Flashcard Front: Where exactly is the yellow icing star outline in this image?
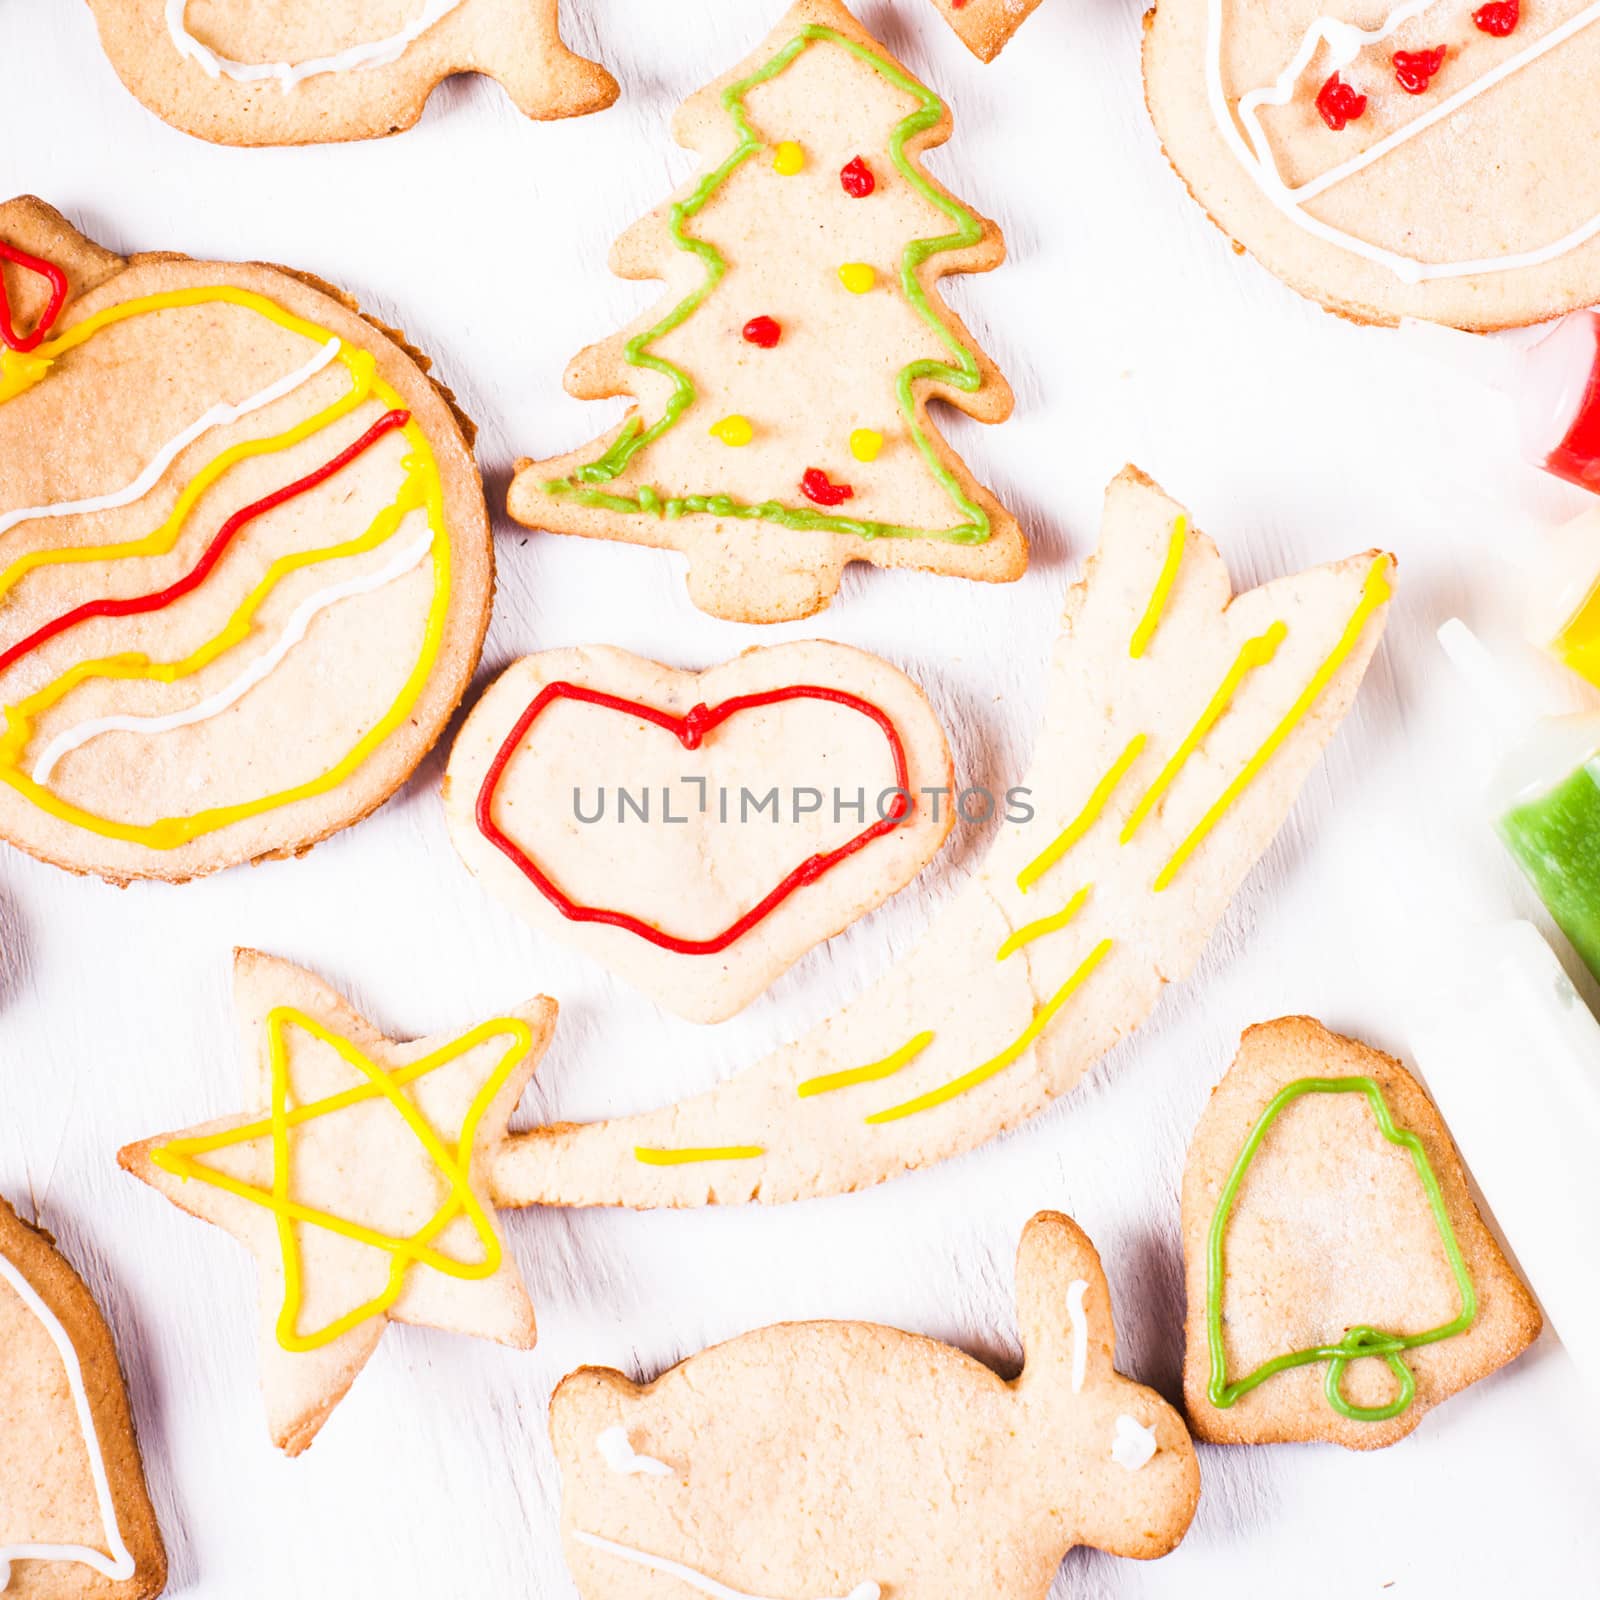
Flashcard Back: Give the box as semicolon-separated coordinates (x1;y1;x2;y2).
151;1006;533;1353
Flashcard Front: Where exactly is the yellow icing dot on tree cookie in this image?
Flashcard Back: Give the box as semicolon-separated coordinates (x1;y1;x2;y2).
838;263;876;294
773;140;806;175
710;414;755;447
849;428;884;462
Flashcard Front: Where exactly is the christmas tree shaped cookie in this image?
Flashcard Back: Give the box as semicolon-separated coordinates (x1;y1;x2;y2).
83;0;618;146
120;950;555;1455
0;1198;166;1597
927;0;1047;62
510;0;1023;623
1183;1018;1541;1449
0;197;493;885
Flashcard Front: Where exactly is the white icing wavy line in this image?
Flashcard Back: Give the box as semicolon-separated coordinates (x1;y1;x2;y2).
1206;0;1600;282
574;1532;879;1600
596;1425;673;1477
1065;1278;1089;1394
0;337;342;543
0;1252;137;1587
166;0;465;91
30;513;433;786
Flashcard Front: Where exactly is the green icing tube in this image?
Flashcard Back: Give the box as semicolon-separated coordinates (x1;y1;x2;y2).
1497;753;1600;982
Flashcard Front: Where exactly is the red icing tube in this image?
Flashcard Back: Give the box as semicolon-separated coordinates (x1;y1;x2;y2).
0;409;410;678
474;681;915;956
1546;316;1600;491
0;241;69;354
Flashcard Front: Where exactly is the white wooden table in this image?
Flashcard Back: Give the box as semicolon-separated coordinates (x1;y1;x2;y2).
3;1;1598;1595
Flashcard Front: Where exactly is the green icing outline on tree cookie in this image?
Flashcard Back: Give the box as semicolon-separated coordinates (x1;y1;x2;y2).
1206;1075;1477;1423
543;24;994;545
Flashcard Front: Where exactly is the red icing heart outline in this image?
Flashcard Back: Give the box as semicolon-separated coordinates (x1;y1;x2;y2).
474;681;915;956
0;241;68;354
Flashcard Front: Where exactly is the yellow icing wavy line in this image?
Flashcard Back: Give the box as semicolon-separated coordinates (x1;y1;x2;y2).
0;287;453;850
1154;557;1392;891
1016;734;1146;893
1120;622;1286;846
796;1031;935;1099
995;884;1090;961
865;938;1114;1125
1128;516;1186;659
152;1006;532;1354
633;1146;766;1166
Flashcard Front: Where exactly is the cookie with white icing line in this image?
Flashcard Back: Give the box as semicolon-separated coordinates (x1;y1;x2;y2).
552;1211;1199;1600
926;0;1048;61
1143;0;1600;327
1182;1017;1542;1449
118;950;553;1455
443;641;955;1024
0;197;493;885
509;0;1023;624
83;0;618;146
486;467;1393;1207
0;1197;166;1598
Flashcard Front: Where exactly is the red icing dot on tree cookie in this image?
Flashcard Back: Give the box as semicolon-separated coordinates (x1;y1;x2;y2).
743;315;782;348
0;241;69;354
801;468;853;507
1315;73;1367;131
1473;0;1519;35
1393;47;1447;94
840;157;876;198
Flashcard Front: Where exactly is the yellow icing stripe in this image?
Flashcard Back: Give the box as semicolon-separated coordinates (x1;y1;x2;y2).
797;1031;935;1099
633;1146;765;1166
151;1007;532;1354
1120;622;1287;846
866;939;1114;1125
1129;516;1186;658
1016;735;1146;893
1154;558;1393;892
995;885;1090;961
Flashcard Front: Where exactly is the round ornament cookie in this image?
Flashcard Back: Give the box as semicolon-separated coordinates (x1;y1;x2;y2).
83;0;618;146
0;197;493;884
1143;0;1600;326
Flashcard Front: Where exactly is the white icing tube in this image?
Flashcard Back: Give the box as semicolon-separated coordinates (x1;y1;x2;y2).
166;0;465;91
0;338;341;543
30;516;434;786
596;1425;672;1478
1065;1278;1089;1394
0;1252;137;1586
1110;1414;1158;1472
573;1531;878;1600
1206;0;1600;283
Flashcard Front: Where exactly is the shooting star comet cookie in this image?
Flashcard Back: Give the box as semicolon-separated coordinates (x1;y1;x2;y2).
83;0;618;146
0;197;493;885
119;950;554;1455
485;467;1394;1208
552;1212;1199;1600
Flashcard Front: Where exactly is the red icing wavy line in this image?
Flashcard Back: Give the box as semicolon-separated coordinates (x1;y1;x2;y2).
474;680;916;957
0;241;69;354
0;408;409;679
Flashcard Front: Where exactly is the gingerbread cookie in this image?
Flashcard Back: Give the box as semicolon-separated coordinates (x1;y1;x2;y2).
0;1198;166;1598
1183;1017;1541;1449
444;641;954;1024
927;0;1048;61
552;1212;1198;1600
488;467;1393;1207
83;1;618;146
1144;0;1600;327
509;0;1022;623
119;950;553;1455
0;197;492;885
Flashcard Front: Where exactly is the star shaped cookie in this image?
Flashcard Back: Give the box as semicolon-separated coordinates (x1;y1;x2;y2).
119;949;554;1455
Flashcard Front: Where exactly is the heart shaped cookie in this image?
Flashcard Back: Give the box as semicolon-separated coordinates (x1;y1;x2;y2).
444;641;954;1023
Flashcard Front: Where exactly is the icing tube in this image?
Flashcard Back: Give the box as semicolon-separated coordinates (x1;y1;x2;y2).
0;1253;137;1584
30;517;433;786
166;0;465;91
0;337;342;541
573;1532;878;1600
1408;921;1600;1406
